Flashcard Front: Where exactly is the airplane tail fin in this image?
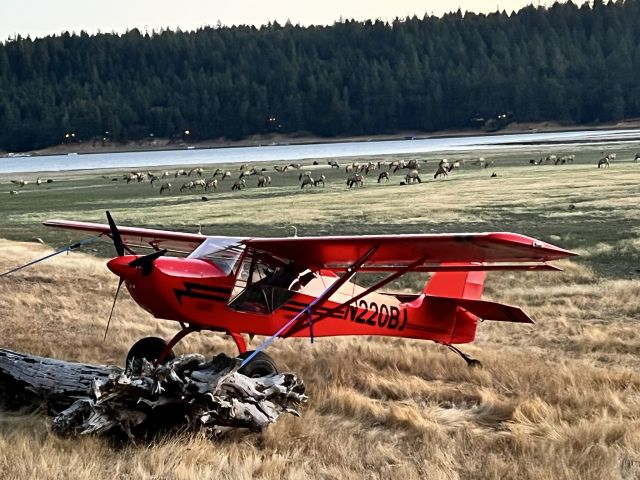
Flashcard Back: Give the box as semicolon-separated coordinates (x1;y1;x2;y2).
414;271;533;345
423;271;486;300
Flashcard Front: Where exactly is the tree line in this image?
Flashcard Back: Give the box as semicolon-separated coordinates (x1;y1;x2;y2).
0;0;639;152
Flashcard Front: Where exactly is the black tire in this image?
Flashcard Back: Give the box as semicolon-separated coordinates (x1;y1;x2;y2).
237;350;278;378
125;336;175;373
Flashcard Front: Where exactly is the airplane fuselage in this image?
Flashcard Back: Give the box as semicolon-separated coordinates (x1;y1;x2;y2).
107;255;478;346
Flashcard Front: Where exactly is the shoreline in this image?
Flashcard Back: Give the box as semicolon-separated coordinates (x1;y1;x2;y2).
5;119;640;158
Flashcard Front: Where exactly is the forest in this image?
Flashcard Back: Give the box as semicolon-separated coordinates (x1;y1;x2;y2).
0;0;639;151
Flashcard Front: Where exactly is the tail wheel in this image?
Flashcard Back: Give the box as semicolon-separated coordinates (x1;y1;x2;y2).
237;350;278;378
125;336;175;374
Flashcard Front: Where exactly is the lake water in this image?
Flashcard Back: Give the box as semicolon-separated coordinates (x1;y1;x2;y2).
1;128;639;174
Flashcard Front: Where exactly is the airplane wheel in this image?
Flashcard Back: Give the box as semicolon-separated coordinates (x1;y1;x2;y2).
237;350;278;378
125;336;175;374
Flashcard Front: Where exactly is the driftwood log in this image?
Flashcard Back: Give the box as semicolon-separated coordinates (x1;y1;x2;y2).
0;348;307;439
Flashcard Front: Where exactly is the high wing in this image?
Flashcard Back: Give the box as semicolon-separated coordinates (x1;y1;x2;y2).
243;232;576;272
43;219;219;255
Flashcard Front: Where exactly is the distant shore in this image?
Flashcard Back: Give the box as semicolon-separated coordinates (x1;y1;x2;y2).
5;119;640;158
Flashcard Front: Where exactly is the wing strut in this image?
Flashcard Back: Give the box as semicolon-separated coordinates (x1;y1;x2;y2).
284;256;428;337
239;245;379;368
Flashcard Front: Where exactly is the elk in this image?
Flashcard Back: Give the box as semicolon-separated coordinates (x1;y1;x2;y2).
289;163;302;170
314;175;326;187
180;181;195;192
300;175;314;189
221;171;231;180
634;153;640;162
406;159;419;170
203;179;216;191
159;182;172;194
188;167;204;177
274;165;289;173
175;169;188;178
405;170;421;184
434;165;448;179
257;175;271;187
232;178;246;191
346;174;364;188
558;154;575;164
377;171;390;183
328;160;340;169
192;179;207;190
597;157;610;168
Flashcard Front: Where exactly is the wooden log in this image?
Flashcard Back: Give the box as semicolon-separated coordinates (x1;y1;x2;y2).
0;348;307;438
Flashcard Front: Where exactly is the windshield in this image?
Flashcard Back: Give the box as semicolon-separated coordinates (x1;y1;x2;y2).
188;237;246;275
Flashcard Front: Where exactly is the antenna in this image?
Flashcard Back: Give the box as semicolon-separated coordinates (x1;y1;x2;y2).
197;223;202;235
289;225;298;237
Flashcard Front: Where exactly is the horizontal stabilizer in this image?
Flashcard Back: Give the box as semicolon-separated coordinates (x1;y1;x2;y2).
426;295;535;324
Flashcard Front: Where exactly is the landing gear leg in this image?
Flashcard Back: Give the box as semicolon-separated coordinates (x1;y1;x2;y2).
156;326;199;364
445;344;482;368
228;332;247;355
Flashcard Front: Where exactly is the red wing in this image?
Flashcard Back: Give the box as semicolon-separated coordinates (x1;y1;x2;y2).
244;233;576;272
43;219;209;254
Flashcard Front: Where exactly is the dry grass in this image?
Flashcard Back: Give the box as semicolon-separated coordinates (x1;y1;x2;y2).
1;155;640;478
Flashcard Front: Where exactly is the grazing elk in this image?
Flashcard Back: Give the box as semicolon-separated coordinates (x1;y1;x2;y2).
192;179;207;190
159;182;172;194
314;175;326;187
175;169;188;178
289;163;302;170
300;174;314;189
274;165;289;173
434;165;448;179
257;175;271;187
597;157;610;168
405;170;421;184
205;179;218;191
346;174;364;188
634;153;640;162
231;178;246;191
188;167;204;177
377;171;390;183
406;159;419;170
392;160;407;173
221;171;231;180
180;181;195;192
328;160;340;169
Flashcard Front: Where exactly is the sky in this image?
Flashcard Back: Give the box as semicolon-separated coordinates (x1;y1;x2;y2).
0;0;590;41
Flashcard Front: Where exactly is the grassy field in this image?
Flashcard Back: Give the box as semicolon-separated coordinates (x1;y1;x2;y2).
0;143;639;478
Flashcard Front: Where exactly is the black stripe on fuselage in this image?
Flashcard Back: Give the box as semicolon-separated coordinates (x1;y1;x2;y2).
174;282;231;304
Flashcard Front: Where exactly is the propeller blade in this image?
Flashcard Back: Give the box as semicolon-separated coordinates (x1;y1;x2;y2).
104;277;124;340
106;210;125;257
128;249;168;275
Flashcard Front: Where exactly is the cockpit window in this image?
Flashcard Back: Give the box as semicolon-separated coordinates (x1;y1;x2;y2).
228;253;316;314
188;237;246;274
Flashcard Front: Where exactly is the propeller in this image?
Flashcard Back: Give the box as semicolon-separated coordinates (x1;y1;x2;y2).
106;210;125;256
104;210;126;340
104;278;123;340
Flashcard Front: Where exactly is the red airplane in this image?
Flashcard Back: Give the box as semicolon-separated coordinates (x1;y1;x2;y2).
44;212;575;376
